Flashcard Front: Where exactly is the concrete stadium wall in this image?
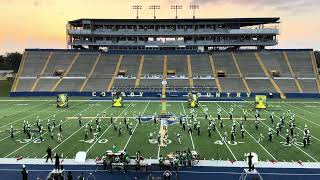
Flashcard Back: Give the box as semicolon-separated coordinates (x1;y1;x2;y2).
0;163;320;180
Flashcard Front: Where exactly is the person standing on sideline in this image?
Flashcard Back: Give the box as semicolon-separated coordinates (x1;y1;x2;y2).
21;164;28;180
54;153;60;171
46;147;53;163
67;171;73;180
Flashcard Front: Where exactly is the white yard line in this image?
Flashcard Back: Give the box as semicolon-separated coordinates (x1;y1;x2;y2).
85;124;112;153
157;146;161;159
0;101;27;113
123;101;150;150
5;102;95;158
284;103;320;127
40;104;114;158
240;101;318;162
87;102;134;154
248;101;320;143
199;103;240;161
193;102;238;160
0;100;53;102
215;103;279;161
0;101;87;142
0;101;50;129
181;102;196;150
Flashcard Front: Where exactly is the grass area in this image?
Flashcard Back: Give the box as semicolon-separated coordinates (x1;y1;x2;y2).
0;80;11;96
0;98;319;162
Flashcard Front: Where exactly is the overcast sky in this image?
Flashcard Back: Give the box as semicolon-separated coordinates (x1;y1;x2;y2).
0;0;319;54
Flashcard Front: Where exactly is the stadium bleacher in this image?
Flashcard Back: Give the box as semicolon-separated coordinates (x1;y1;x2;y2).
12;50;320;96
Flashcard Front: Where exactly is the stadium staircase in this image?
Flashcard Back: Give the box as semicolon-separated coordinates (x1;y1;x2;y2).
11;51;27;92
209;55;221;92
231;52;251;93
255;52;286;99
31;52;53;92
11;49;320;97
83;54;119;92
80;53;101;92
50;52;80;92
107;55;123;92
310;51;320;93
134;55;144;88
283;52;303;93
162;55;167;95
187;55;194;88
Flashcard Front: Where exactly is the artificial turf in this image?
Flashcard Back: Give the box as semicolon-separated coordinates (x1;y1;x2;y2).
0;98;319;162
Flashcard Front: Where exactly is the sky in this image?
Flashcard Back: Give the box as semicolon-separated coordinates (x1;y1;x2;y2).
0;0;319;55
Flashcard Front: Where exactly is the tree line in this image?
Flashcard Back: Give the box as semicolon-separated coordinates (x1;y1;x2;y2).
0;52;22;72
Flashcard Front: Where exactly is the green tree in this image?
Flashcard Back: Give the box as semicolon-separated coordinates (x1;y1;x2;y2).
6;52;22;72
315;51;320;67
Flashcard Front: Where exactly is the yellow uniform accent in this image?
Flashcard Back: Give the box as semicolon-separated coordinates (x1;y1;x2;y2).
231;52;251;93
310;51;320;93
12;51;28;92
51;52;80;92
255;52;286;99
107;55;123;92
209;55;222;92
80;53;101;92
135;55;144;88
283;52;303;93
31;52;53;92
187;55;194;87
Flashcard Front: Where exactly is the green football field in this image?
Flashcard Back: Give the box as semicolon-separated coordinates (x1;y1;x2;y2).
0;98;319;162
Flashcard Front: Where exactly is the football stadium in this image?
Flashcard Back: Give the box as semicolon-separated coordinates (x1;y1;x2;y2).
1;2;320;180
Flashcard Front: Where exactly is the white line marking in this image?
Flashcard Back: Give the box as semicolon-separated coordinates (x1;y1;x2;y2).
284;103;320;127
41;104;114;158
5;102;94;158
214;102;277;161
0;101;87;142
181;102;196;150
123;101;150;150
157;146;161;159
0;102;50;129
85;124;112;153
196;102;238;161
241;101;318;162
87;102;134;154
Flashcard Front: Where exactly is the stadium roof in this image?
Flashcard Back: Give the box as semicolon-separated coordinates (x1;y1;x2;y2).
69;17;280;27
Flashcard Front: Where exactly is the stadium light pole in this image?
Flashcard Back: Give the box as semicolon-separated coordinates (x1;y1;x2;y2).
149;5;160;19
189;4;199;19
132;5;142;19
171;5;182;19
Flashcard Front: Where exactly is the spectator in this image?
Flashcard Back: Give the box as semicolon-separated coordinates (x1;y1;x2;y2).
46;147;53;163
78;172;85;180
87;172;95;180
163;170;172;180
54;153;60;171
67;171;73;180
21;164;28;180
